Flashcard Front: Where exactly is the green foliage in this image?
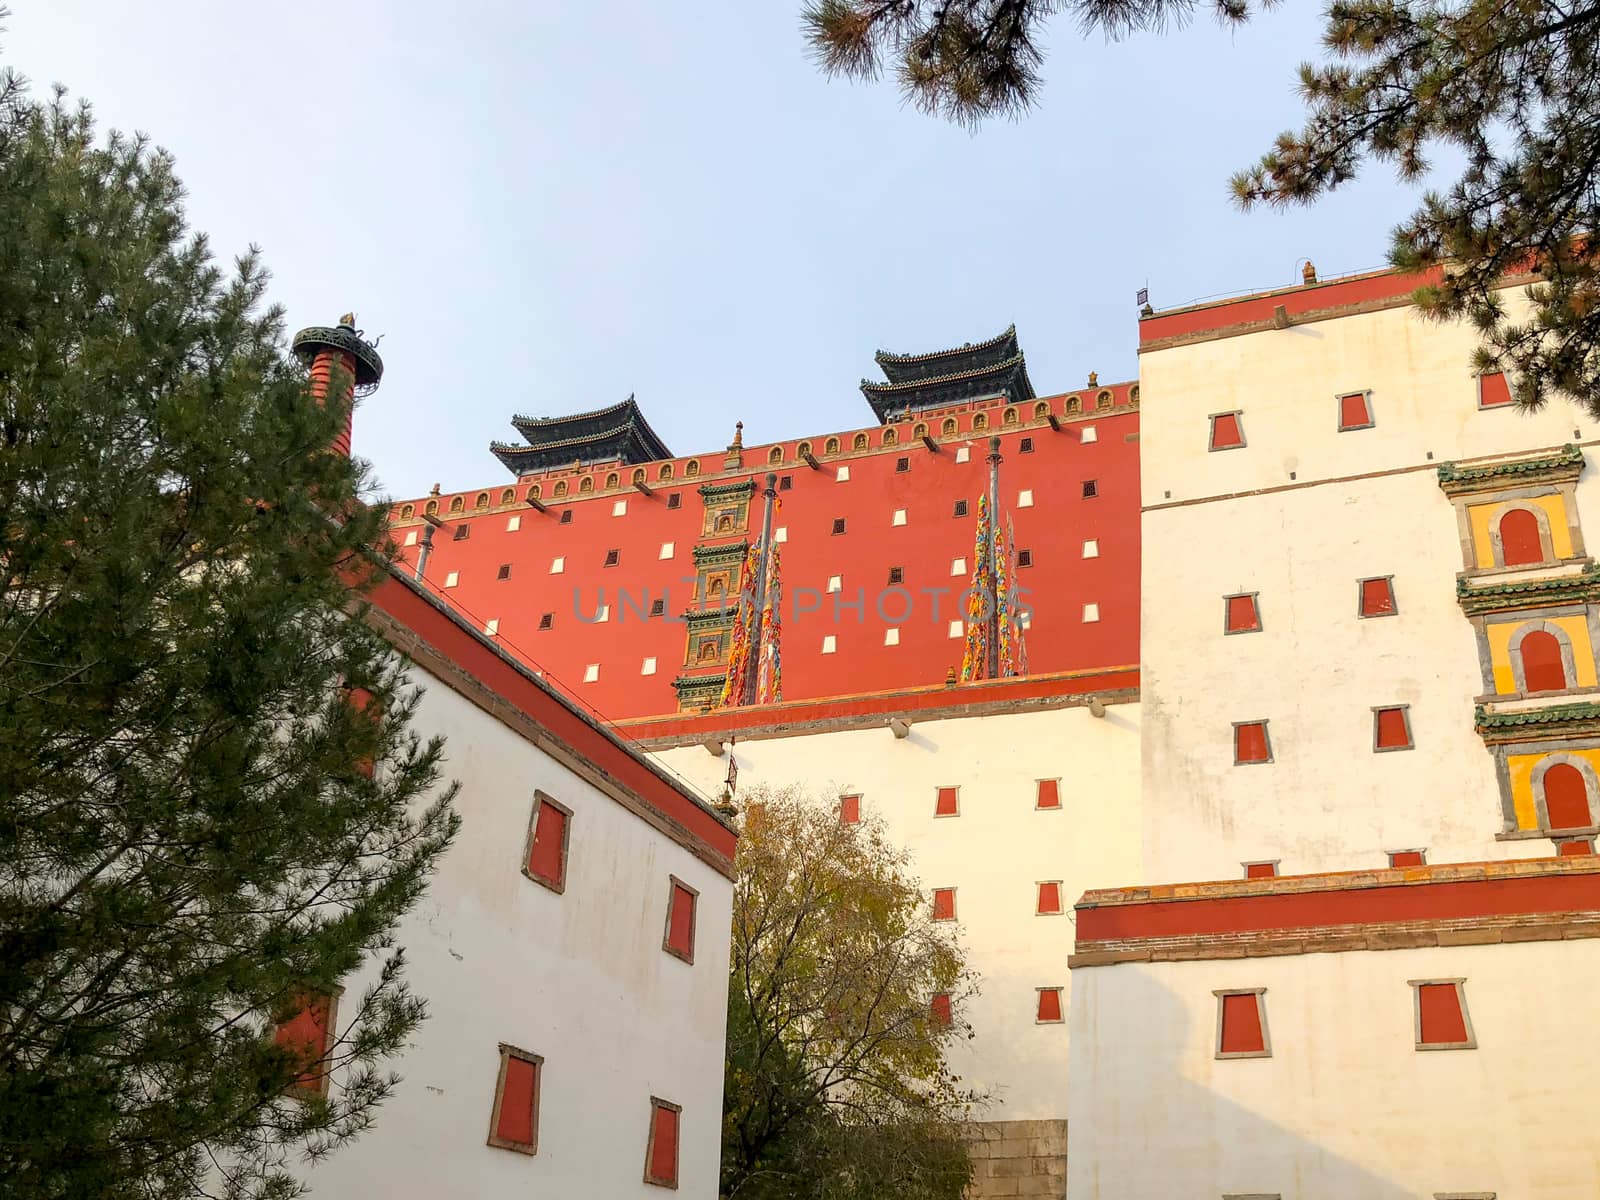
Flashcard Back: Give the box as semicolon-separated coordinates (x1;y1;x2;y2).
0;68;459;1199
722;788;978;1200
807;0;1600;415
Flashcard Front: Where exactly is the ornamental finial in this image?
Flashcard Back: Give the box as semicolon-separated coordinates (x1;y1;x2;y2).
339;312;356;329
730;421;744;450
1087;371;1098;388
429;482;441;496
1302;260;1318;285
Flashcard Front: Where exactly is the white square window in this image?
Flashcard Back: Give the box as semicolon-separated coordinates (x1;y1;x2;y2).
641;657;657;676
404;530;418;546
892;509;907;526
1020;610;1032;630
827;575;842;593
884;627;900;646
836;465;851;482
507;515;522;531
775;527;788;543
659;541;675;560
1082;603;1100;622
582;663;600;683
948;619;964;639
612;499;628;516
484;618;499;635
1083;539;1100;558
1081;426;1098;444
951;557;967;576
444;571;459;588
594;605;609;624
550;556;565;574
1018;489;1035;508
955;447;971;464
822;635;838;654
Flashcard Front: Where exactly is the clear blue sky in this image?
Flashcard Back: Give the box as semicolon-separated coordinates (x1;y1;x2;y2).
11;2;1433;500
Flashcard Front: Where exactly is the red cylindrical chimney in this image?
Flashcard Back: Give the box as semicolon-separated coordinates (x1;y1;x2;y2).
292;313;384;456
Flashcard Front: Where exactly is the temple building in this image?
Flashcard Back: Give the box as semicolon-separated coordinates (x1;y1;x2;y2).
370;269;1600;1199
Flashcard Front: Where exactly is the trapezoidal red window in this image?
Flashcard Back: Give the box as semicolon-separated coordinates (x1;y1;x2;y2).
1209;411;1245;451
1036;779;1061;810
1215;989;1270;1058
1036;881;1063;915
1478;371;1514;409
1373;706;1414;752
839;793;861;824
931;887;956;921
1388;849;1426;867
274;989;340;1096
1358;576;1397;618
930;992;953;1026
523;793;571;893
487;1044;542;1154
1234;720;1272;764
643;1097;681;1187
1224;593;1261;634
1337;390;1375;431
934;786;959;817
1036;987;1064;1023
1412;980;1475;1049
663;877;698;963
1243;861;1278;880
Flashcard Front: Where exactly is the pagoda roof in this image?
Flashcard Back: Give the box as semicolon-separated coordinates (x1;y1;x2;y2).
860;331;1035;423
873;325;1022;383
491;395;672;475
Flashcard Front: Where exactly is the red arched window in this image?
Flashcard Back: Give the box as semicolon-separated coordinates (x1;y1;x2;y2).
1543;763;1592;829
1520;630;1567;693
1499;508;1545;566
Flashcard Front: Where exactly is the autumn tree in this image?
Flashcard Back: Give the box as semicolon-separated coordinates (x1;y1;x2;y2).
0;68;458;1199
805;0;1600;414
722;787;979;1200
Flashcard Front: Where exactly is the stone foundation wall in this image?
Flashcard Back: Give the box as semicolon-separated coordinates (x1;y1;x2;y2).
964;1118;1067;1198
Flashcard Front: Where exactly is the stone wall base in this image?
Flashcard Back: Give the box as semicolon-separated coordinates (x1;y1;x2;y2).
962;1118;1067;1199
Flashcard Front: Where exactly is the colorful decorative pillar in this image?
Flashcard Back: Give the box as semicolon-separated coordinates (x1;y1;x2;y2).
291;313;384;457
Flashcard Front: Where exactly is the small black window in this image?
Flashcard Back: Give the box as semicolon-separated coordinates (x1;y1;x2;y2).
953;500;969;518
1082;480;1098;498
538;613;554;630
831;518;847;535
1020;437;1034;453
604;549;620;567
453;524;470;541
1018;550;1033;567
497;563;512;580
559;509;573;524
895;457;910;473
650;598;665;617
666;493;682;510
888;566;904;585
780;476;793;491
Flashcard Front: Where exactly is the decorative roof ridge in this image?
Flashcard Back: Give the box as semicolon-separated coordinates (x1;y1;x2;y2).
698;478;757;499
1475;699;1600;729
510;395;639;430
692;540;750;564
491;421;644;455
1438;443;1583;488
859;353;1029;395
1457;563;1600;606
873;325;1018;367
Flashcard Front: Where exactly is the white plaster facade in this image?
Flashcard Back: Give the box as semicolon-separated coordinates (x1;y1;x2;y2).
654;700;1143;1122
305;656;734;1199
1068;938;1600;1199
1139;294;1600;878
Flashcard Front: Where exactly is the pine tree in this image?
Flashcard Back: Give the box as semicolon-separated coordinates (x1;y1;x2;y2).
806;0;1600;414
0;69;459;1200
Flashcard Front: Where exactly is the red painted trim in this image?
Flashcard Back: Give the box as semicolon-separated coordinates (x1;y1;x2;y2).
616;668;1139;741
1139;267;1447;348
366;568;737;865
1076;861;1600;944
